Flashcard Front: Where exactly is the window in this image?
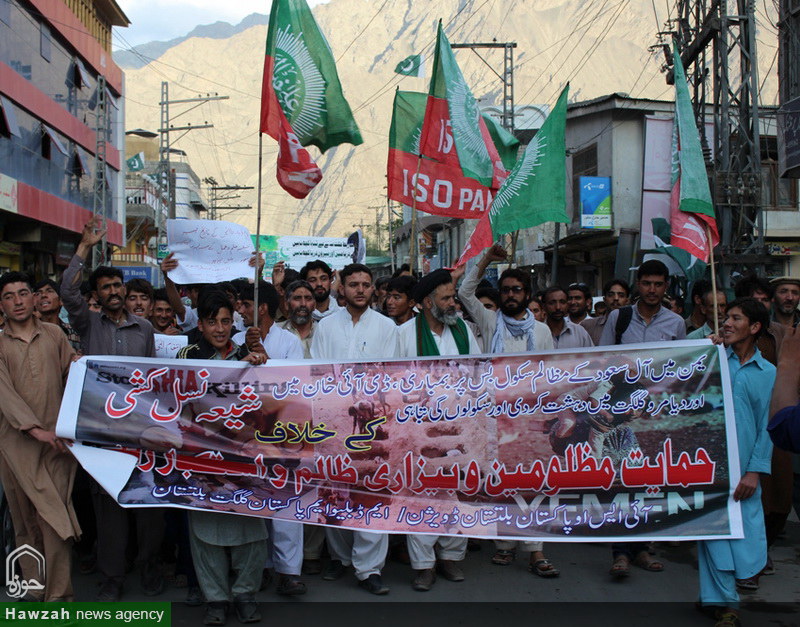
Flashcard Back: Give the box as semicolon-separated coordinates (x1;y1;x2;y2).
40;23;52;62
761;136;798;211
0;96;21;139
41;124;67;160
571;144;598;214
0;0;10;26
73;58;93;90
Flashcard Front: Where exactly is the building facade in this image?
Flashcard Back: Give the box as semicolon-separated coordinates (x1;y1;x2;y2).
0;0;128;277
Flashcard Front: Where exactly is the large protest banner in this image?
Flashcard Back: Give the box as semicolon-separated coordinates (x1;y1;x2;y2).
57;341;741;541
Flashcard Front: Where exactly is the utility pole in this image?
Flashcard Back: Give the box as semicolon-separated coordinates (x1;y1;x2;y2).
156;82;229;267
91;76;109;270
658;0;767;285
203;178;253;220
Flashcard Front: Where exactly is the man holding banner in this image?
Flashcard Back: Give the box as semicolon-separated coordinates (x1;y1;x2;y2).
456;245;559;577
311;263;399;595
398;269;480;591
698;298;775;626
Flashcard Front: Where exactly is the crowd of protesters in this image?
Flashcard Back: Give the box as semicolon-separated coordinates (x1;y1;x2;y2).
1;219;800;627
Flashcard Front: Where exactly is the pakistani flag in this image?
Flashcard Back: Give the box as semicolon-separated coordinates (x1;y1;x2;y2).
395;54;425;77
455;85;570;267
126;152;145;172
419;22;505;190
260;0;363;199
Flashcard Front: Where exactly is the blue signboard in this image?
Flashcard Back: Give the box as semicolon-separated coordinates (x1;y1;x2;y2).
579;176;612;229
115;266;156;284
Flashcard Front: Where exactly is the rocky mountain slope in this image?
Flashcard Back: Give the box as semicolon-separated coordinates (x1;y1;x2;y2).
121;0;779;238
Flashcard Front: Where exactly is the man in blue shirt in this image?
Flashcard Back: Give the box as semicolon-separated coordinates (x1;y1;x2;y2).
698;298;775;627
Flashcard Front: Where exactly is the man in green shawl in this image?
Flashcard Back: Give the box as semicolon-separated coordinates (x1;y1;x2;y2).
397;269;480;591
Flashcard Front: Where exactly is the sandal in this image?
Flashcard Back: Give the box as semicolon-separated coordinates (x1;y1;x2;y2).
633;552;664;572
735;575;759;591
529;558;560;578
609;555;630;578
714;611;742;627
491;549;515;566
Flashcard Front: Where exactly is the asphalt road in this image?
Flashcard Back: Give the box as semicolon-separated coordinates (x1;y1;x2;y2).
50;513;800;627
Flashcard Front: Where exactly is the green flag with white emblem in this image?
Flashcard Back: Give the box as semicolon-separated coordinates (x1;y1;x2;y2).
394;54;425;77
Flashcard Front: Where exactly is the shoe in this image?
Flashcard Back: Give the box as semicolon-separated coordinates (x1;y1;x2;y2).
276;574;307;596
185;585;204;606
96;577;123;602
436;560;465;582
762;555;775;576
204;602;228;626
302;558;322;575
412;568;436;592
359;573;390;595
491;549;515;566
735;575;760;591
714;611;742;627
609;555;630;579
233;595;260;624
529;558;560;578
141;560;165;596
322;559;346;581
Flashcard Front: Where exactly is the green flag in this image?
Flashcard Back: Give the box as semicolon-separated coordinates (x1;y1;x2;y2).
488;84;569;236
126;152;144;172
455;85;569;266
394;54;425;77
481;114;520;171
419;22;505;189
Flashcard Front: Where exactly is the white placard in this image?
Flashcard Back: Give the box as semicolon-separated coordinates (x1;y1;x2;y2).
154;334;188;358
166;219;254;284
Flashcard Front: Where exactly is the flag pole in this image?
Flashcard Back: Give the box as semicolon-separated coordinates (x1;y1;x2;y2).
254;132;264;330
509;230;519;267
706;223;719;335
409;156;423;275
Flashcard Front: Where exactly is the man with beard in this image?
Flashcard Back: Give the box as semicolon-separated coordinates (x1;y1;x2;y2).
0;272;79;600
33;279;81;350
300;260;340;321
770;277;800;328
61;219;162;601
566;282;593;324
581;279;630;346
279;280;317;359
542;286;594;349
125;278;155;320
311;263;399;595
236;281;303;361
397;269;479;591
457;244;559;577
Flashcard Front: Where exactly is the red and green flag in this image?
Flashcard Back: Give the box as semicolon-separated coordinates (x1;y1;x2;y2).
260;0;363;198
455;84;570;267
667;41;718;262
418;22;506;190
387;90;518;218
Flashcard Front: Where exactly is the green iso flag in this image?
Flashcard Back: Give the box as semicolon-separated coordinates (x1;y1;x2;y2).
487;84;569;236
394;54;425;77
126;152;145;172
455;85;569;266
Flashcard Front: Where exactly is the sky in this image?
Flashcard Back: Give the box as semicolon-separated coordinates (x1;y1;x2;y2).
114;0;328;48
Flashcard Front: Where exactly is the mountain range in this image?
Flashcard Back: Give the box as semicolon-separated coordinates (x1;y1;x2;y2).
118;0;779;240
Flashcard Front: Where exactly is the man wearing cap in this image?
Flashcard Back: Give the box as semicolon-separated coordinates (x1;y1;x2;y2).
397;269;481;591
771;277;800;328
